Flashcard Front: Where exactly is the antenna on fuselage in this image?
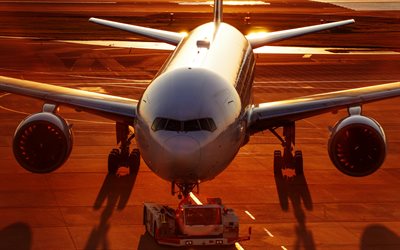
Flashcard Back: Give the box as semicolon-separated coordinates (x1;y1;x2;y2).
213;0;223;24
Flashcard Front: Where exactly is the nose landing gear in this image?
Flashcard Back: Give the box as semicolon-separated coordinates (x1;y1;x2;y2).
171;182;199;199
271;122;303;177
108;123;140;176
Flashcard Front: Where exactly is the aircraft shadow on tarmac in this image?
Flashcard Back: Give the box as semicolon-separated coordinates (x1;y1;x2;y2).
360;224;400;250
0;222;32;250
84;169;138;250
274;170;315;250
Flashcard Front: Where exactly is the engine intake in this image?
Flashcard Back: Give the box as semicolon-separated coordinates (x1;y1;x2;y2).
13;112;73;173
328;114;386;177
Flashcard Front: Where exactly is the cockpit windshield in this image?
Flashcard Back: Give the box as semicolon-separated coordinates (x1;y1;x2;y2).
152;117;216;132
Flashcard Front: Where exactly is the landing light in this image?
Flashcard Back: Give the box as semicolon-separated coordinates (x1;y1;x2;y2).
246;31;269;39
180;31;189;37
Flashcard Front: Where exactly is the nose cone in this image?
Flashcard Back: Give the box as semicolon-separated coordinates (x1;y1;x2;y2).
163;135;201;180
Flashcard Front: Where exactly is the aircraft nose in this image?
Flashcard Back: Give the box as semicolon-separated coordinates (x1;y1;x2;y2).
163;135;201;176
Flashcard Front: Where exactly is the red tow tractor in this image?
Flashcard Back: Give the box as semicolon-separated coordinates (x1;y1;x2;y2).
143;196;251;246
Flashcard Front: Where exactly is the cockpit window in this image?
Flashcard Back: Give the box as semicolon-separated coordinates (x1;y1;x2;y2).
184;120;200;131
165;119;181;131
151;117;216;132
151;118;168;131
199;118;217;132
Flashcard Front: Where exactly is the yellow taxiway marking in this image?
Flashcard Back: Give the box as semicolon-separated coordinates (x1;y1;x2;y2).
264;228;274;237
235;242;245;250
189;192;203;205
244;210;256;220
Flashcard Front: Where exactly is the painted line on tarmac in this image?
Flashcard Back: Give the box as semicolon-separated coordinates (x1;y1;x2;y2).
245;210;256;220
264;228;274;237
189;192;203;205
235;242;245;250
0;105;29;115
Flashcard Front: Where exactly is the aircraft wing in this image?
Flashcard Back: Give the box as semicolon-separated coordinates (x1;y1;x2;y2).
56;40;176;50
248;81;400;134
89;18;185;46
0;76;137;123
247;19;355;48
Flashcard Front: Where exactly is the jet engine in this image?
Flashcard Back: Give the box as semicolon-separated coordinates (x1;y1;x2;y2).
328;111;386;177
13;112;73;173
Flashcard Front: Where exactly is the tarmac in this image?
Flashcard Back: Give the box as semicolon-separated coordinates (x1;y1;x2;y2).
0;1;399;249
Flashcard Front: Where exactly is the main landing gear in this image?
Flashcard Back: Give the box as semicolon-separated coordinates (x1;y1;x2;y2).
270;122;303;177
108;123;140;176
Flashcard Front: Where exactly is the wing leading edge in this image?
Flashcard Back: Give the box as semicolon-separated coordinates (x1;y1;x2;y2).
89;17;185;46
0;76;138;123
88;18;354;52
248;81;400;134
247;19;355;49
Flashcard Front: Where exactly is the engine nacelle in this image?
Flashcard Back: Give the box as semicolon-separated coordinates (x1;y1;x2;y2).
13;112;73;173
328;114;386;177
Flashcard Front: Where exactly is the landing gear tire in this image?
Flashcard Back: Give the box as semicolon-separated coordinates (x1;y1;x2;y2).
294;150;303;176
271;123;305;177
128;148;140;175
274;150;283;177
108;148;120;175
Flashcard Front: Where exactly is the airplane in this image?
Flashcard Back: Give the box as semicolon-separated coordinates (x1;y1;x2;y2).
1;0;399;198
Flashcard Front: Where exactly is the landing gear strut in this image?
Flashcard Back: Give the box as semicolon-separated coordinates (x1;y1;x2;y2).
271;122;303;176
108;123;140;175
171;182;199;199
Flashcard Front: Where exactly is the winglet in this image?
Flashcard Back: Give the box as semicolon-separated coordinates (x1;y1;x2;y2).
89;17;184;46
214;0;223;24
247;19;355;49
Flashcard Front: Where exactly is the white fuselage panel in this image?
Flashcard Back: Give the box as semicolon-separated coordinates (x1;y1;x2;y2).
135;22;255;184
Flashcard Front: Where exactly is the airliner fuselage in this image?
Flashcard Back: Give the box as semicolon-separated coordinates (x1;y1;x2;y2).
135;22;255;184
4;0;381;199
